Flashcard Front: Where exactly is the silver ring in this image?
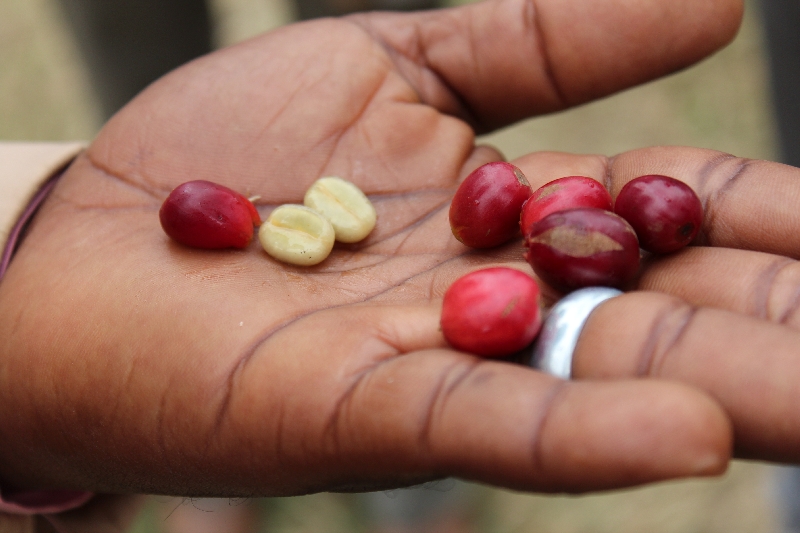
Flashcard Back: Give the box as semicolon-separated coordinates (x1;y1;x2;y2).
529;287;623;379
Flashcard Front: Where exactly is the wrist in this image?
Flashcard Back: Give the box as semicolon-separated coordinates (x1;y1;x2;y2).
0;142;94;515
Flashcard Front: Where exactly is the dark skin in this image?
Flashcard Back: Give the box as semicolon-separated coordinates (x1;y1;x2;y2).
1;0;774;500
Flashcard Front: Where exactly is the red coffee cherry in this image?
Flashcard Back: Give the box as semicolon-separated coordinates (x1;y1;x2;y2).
441;267;542;358
449;162;532;248
521;176;612;237
160;180;261;249
614;174;703;254
524;208;640;292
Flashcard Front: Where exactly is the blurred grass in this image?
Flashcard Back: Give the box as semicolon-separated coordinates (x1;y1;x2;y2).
0;0;787;531
482;461;780;533
478;0;778;161
129;462;781;532
0;0;100;140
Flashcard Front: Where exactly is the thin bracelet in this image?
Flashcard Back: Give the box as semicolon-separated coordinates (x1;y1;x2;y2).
0;168;64;280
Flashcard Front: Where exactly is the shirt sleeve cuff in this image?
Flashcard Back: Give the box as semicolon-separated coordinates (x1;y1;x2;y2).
0;141;86;248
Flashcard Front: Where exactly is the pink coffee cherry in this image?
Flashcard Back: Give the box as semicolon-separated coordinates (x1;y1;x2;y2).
524;208;640;292
449;162;533;248
440;267;542;358
520;176;612;237
160;180;262;249
614;174;703;254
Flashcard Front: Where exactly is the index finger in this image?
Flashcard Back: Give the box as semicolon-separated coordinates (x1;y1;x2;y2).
513;147;800;259
609;147;800;258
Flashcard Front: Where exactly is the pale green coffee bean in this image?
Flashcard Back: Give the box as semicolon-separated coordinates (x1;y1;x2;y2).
259;205;335;266
304;176;376;243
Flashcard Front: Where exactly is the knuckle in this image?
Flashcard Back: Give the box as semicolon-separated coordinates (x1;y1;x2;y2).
764;260;800;326
636;298;698;377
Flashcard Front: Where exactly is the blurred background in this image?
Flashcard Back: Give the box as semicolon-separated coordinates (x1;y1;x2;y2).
1;0;795;531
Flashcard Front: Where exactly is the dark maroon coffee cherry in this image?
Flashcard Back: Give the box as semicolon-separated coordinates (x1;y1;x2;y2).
441;267;542;357
614;175;703;254
524;208;640;292
520;176;613;237
160;180;261;249
449;162;532;248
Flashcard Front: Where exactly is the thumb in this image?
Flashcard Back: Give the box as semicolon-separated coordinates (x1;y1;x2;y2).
359;0;744;130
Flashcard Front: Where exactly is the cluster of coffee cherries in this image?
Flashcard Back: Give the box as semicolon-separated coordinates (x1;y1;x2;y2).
159;178;376;265
442;162;703;358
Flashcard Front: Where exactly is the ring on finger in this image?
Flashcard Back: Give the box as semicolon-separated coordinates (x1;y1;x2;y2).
529;287;623;379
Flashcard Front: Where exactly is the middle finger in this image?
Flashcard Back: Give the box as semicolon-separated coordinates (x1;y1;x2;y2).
640;246;800;328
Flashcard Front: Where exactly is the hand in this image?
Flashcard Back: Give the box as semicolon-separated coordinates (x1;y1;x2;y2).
0;0;744;496
561;146;800;463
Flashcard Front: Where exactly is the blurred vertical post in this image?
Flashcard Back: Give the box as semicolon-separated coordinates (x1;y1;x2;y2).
293;0;438;25
759;1;800;531
759;0;800;166
55;0;214;119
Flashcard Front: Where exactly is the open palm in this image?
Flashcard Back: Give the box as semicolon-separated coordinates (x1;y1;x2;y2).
0;0;761;498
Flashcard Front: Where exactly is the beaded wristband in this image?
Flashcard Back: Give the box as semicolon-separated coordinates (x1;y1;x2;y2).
0;165;94;515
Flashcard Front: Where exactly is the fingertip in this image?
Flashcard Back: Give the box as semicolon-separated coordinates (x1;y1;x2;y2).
511;151;609;189
457;144;506;182
707;0;745;50
536;380;732;491
650;381;732;477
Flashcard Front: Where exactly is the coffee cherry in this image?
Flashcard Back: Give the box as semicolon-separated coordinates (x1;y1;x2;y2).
441;267;542;357
449;162;532;248
160;180;261;249
524;208;640;292
614;175;703;254
520;176;612;237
